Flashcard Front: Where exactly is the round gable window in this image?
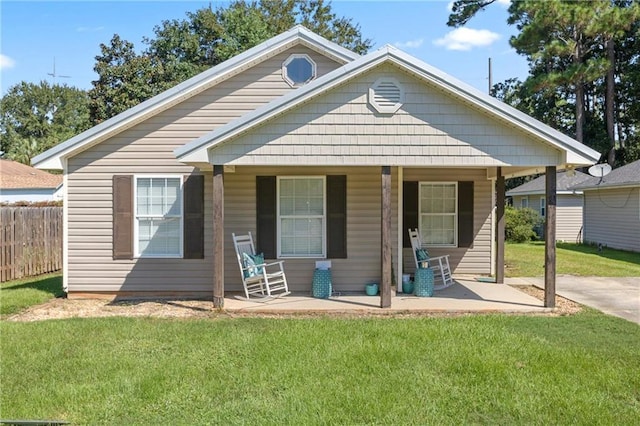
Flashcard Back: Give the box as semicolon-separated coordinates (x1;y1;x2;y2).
283;54;317;87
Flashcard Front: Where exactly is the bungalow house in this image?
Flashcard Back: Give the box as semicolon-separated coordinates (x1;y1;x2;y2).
573;160;640;252
32;27;600;306
506;170;591;243
0;159;63;204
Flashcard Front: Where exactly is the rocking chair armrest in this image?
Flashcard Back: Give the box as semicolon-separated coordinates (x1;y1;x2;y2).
428;254;450;261
262;260;285;269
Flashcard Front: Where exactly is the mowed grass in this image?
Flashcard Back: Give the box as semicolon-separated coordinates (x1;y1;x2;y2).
2;312;640;424
506;242;640;277
0;273;63;317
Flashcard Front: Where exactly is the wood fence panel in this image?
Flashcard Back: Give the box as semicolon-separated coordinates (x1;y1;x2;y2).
0;207;63;282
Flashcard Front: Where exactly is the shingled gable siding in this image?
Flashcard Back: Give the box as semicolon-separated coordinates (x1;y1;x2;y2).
208;64;561;166
65;46;343;293
224;166;398;293
255;174;347;260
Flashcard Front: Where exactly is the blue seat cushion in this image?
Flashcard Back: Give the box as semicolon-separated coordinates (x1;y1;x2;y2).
243;252;264;278
416;248;429;269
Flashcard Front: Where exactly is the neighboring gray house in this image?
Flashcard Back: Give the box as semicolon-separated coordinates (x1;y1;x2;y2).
507;170;591;242
32;27;600;301
0;159;63;204
574;160;640;252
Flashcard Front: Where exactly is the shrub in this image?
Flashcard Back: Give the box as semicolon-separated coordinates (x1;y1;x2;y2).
505;205;542;243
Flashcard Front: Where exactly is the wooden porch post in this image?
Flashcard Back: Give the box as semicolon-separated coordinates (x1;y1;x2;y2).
381;166;392;308
495;167;505;284
544;166;556;308
213;165;225;308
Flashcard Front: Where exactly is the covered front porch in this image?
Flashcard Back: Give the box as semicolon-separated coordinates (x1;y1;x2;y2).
222;276;551;314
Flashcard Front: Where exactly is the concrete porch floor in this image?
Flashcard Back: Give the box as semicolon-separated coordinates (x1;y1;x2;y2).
223;277;551;314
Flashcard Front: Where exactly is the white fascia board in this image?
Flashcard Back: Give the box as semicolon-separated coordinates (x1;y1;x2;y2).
33;26;359;171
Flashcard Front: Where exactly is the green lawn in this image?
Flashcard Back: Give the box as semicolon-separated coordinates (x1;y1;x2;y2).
506;242;640;277
0;273;63;317
1;312;639;424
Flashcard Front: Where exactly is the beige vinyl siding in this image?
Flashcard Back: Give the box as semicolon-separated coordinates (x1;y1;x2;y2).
65;47;342;293
402;169;492;276
224;166;399;293
583;187;640;252
556;194;583;243
209;64;562;166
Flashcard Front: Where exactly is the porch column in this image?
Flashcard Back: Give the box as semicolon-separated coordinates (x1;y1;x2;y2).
495;167;505;284
544;166;557;308
213;165;225;308
380;166;392;308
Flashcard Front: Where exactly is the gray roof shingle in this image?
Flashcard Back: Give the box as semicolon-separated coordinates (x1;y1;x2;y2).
506;170;591;195
573;160;640;190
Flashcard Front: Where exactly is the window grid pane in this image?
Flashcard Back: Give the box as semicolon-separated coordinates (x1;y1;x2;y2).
420;183;457;246
278;177;325;257
136;177;182;257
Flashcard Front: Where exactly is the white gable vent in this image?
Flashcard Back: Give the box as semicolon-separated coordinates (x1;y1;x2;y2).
369;77;404;114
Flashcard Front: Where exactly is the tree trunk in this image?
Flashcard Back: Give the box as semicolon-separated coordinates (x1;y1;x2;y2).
574;28;585;143
606;36;616;165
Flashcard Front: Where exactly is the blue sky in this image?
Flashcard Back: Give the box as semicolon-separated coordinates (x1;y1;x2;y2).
0;0;529;95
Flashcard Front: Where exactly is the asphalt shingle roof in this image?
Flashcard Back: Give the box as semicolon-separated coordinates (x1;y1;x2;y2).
0;159;62;189
506;170;591;195
573;159;640;190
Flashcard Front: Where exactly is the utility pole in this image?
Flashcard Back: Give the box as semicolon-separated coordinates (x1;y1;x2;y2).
488;57;493;95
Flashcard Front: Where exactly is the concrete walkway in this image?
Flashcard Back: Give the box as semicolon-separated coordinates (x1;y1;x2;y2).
224;277;550;314
507;276;640;324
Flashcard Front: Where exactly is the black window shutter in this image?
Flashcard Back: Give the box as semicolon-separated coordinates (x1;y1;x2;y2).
113;175;133;260
326;175;347;258
403;181;419;248
183;175;205;259
256;176;277;258
458;181;474;248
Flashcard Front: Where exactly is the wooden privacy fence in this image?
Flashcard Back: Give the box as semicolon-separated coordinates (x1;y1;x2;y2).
1;207;63;282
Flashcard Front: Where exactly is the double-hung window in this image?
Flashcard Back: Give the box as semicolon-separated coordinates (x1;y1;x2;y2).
419;182;457;247
134;176;183;257
520;198;528;209
278;177;325;258
540;197;546;217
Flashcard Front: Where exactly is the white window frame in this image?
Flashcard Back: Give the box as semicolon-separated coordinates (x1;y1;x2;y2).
133;175;183;258
521;198;529;209
418;181;458;248
277;176;326;258
282;54;317;87
540;197;546;217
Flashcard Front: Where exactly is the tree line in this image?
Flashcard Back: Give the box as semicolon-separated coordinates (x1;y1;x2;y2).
1;0;638;169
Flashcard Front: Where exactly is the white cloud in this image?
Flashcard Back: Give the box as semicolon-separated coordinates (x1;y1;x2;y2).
433;28;500;51
446;1;455;11
496;0;511;5
76;26;104;33
394;38;424;49
0;54;16;70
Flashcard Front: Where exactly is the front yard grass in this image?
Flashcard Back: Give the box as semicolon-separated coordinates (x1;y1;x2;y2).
2;311;639;424
506;242;640;277
0;273;63;317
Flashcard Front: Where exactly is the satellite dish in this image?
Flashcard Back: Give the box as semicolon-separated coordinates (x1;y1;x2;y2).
588;163;612;178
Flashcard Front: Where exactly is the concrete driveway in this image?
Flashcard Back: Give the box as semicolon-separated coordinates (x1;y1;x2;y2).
507;276;640;324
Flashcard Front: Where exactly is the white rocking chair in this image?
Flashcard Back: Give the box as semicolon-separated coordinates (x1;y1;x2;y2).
408;228;454;290
232;232;290;301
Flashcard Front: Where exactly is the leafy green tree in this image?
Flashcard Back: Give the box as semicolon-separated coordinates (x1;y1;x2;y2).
449;0;640;166
0;81;91;164
90;0;372;124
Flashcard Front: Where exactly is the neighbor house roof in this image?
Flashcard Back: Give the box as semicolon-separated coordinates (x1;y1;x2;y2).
0;159;62;189
506;170;591;196
175;44;601;167
573;159;640;190
32;26;360;170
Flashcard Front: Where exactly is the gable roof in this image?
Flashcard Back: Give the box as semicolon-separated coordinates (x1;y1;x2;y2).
573;159;640;190
506;170;591;196
175;44;601;167
32;26;359;170
0;159;62;190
